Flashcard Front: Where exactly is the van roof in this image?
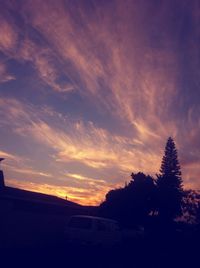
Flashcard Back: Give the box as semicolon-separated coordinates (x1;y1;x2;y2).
70;215;118;224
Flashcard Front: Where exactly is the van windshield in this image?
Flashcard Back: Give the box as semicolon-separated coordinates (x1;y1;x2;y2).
68;217;92;229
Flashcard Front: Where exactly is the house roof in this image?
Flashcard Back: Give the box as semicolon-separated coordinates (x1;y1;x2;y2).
0;186;82;208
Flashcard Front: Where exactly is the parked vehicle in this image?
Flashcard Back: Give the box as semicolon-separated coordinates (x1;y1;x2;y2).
64;215;121;247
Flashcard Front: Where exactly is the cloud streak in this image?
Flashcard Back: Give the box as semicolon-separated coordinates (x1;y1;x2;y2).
0;98;162;204
0;98;161;173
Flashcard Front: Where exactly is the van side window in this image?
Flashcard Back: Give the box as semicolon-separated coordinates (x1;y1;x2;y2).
96;220;107;231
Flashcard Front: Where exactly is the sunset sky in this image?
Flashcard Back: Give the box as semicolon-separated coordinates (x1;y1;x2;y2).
0;0;199;205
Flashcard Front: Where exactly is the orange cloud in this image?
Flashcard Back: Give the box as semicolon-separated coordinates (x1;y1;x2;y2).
19;116;161;174
0;150;18;161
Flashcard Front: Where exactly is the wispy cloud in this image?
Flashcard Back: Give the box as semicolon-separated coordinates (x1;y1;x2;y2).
0;63;15;83
0;98;162;203
66;173;106;184
20;1;179;131
18;39;75;92
0;148;52;180
0;15;17;52
0;150;18;161
0;98;161;173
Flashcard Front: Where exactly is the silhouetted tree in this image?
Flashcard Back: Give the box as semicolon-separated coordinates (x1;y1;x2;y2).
181;190;200;224
99;187;127;224
156;137;183;221
128;172;157;224
99;172;156;227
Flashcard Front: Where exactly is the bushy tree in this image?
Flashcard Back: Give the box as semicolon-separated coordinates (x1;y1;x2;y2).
128;172;157;221
182;190;200;224
99;172;156;227
156;137;183;221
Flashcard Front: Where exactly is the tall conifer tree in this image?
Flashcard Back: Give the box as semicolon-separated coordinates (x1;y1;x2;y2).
157;137;183;220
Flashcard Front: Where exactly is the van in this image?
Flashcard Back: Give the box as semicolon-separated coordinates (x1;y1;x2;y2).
64;215;121;247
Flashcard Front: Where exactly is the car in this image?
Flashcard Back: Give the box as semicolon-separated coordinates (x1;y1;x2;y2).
64;215;121;247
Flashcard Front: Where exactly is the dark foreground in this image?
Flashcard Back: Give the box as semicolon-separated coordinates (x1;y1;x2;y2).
1;203;199;267
1;230;199;268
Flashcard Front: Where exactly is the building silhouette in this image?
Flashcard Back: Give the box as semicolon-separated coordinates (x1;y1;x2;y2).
0;158;5;189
